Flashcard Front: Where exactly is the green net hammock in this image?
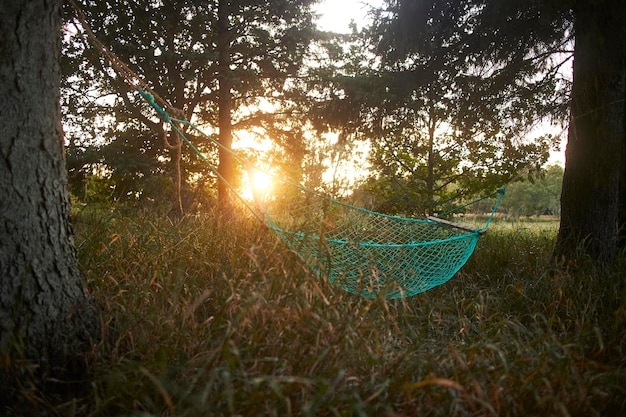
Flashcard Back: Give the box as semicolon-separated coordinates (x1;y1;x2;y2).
139;90;505;299
255;187;504;299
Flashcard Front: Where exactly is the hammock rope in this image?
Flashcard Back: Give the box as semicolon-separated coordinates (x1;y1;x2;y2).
139;90;506;299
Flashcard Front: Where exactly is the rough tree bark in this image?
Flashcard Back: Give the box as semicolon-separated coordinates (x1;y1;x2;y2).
617;83;626;250
554;0;626;264
0;0;99;403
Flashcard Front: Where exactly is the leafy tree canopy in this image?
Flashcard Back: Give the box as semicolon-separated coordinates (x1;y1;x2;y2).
62;0;317;211
302;0;570;215
499;164;564;217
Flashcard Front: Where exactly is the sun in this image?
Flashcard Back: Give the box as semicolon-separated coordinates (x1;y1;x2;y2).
241;169;273;201
251;170;272;194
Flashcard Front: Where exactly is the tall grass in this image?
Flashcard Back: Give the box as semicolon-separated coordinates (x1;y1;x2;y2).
40;205;626;415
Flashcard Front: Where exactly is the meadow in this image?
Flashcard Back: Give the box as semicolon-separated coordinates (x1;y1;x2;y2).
42;204;626;416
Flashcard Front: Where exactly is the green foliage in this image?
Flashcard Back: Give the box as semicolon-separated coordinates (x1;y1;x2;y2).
302;0;567;215
500;164;564;217
12;204;624;415
62;0;318;210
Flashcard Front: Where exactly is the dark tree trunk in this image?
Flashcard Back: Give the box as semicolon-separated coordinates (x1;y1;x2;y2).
554;0;626;264
619;81;626;249
217;0;234;215
426;114;435;207
0;0;99;403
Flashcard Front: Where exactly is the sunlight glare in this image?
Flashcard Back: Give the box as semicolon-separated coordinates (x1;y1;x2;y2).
251;170;272;194
241;169;273;201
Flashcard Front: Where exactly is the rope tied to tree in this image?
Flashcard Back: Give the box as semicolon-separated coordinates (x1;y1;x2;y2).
67;0;179;114
68;0;188;214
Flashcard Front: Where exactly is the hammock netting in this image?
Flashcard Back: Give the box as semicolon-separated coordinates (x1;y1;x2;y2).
254;187;503;299
138;89;505;299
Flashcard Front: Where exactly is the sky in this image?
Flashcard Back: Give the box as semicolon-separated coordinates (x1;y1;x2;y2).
313;0;383;33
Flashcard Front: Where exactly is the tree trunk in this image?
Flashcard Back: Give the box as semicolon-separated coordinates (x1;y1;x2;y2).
0;0;99;402
619;81;626;249
426;114;436;207
554;0;626;264
217;0;234;216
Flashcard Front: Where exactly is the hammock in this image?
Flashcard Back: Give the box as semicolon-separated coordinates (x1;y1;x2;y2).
258;188;504;299
68;1;505;299
138;90;505;299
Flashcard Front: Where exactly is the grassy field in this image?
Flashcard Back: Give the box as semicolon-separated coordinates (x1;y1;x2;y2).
28;205;626;416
